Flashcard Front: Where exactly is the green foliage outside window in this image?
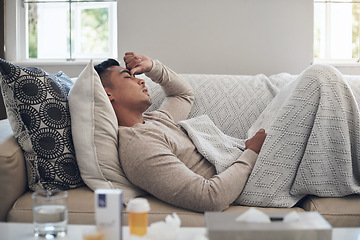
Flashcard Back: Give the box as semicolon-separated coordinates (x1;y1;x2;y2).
81;8;109;54
28;3;38;58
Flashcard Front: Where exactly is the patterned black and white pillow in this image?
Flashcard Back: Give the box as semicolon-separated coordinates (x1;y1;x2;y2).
0;58;83;191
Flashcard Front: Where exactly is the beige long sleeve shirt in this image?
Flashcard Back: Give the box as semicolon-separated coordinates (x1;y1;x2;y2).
119;60;258;212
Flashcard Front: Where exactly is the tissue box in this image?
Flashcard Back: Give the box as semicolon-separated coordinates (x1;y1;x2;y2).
205;211;332;240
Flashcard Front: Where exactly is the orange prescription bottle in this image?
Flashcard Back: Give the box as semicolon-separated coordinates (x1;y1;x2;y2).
127;198;150;237
82;229;105;240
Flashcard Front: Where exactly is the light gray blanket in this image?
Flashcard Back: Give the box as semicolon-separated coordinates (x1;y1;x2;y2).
180;64;360;207
179;115;246;174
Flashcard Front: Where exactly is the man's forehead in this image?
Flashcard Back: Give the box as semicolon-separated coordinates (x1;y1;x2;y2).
108;65;126;71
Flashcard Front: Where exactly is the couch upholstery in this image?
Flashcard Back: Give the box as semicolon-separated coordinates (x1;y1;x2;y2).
1;72;360;227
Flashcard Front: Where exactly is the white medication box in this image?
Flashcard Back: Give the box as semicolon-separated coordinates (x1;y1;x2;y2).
95;189;123;240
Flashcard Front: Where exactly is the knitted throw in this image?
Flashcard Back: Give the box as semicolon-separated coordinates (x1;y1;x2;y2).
178;115;246;174
181;64;360;207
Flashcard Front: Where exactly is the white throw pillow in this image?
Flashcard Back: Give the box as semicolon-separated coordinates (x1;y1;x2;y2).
68;60;144;203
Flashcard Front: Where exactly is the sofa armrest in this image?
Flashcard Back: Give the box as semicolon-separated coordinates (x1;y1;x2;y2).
0;120;27;222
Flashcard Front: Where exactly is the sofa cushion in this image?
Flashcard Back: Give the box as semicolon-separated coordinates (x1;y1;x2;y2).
299;195;360;227
8;187;205;227
8;187;95;224
68;61;145;204
0;120;27;221
146;74;284;139
0;59;83;191
8;186;306;227
139;195;205;227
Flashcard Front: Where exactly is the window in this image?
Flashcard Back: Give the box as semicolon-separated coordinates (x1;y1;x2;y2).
314;0;360;62
9;0;117;61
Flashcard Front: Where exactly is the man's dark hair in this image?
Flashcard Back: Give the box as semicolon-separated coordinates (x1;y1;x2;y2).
94;58;120;76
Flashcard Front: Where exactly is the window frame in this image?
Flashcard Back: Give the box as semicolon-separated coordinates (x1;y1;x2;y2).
313;0;360;73
5;0;117;65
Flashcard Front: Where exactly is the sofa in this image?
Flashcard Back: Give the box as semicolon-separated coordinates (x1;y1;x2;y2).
1;62;360;228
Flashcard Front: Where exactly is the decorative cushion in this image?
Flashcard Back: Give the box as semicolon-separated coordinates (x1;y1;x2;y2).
0;59;84;191
68;61;144;204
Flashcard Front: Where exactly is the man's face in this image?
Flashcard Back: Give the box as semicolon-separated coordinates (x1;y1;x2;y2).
105;65;152;112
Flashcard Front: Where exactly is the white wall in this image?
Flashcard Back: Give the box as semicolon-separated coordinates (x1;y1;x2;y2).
118;0;314;75
5;0;315;77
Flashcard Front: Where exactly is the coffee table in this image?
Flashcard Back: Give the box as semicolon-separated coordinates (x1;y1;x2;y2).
0;222;206;240
1;222;360;240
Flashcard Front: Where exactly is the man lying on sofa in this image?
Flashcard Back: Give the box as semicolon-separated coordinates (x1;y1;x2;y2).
94;52;360;212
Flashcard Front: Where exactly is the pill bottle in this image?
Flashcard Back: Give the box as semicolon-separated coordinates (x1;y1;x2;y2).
127;198;150;237
83;229;105;240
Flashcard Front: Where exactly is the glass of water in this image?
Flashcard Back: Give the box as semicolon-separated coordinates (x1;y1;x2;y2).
32;190;68;238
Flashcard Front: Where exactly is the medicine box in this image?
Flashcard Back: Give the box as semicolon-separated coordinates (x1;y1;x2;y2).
95;189;123;240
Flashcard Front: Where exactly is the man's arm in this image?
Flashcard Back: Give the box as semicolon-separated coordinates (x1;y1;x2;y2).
124;52;194;122
120;129;258;212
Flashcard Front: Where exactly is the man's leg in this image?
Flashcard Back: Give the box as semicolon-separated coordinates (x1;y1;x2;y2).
237;64;360;207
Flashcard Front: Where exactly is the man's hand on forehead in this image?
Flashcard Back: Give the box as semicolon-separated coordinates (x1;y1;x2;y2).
123;52;153;75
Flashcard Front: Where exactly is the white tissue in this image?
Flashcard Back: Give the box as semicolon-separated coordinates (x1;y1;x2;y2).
147;213;181;240
235;208;271;223
282;211;301;222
